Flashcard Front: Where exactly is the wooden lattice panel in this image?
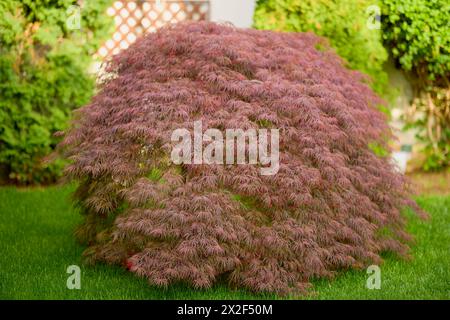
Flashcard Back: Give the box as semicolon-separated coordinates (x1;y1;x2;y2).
98;0;210;59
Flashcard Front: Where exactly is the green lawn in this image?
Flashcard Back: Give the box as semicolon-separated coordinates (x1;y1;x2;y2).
0;185;448;299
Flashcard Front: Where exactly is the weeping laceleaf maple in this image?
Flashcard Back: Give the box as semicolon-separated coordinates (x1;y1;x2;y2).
57;22;426;295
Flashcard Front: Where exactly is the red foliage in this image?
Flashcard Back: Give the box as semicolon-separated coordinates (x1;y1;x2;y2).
58;22;425;295
125;260;134;271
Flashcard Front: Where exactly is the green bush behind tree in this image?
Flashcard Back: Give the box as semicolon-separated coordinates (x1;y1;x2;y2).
0;0;113;184
254;0;449;171
382;0;450;171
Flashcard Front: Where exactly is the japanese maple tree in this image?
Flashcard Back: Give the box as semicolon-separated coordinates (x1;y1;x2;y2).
58;22;425;295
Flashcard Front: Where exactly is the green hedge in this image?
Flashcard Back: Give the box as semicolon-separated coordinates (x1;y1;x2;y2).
382;0;450;81
382;0;450;170
253;0;389;96
0;0;113;184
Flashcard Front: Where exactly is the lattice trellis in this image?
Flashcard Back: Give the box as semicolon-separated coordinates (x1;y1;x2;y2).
97;0;210;59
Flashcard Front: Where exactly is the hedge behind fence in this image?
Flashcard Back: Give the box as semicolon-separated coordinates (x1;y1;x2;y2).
0;0;112;184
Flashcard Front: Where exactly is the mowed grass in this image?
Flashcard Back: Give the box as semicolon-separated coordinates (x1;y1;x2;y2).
0;185;448;300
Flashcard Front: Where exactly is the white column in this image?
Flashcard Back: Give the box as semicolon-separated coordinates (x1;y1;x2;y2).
209;0;256;28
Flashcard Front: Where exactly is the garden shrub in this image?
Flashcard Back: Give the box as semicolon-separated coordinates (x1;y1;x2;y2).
58;22;425;295
253;0;389;96
382;0;450;170
0;0;112;184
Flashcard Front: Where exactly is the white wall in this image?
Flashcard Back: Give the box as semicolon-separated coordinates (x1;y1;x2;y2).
209;0;256;28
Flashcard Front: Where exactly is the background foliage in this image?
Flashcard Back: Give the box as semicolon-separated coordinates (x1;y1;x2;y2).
0;0;112;184
253;0;389;96
254;0;450;171
382;0;450;170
